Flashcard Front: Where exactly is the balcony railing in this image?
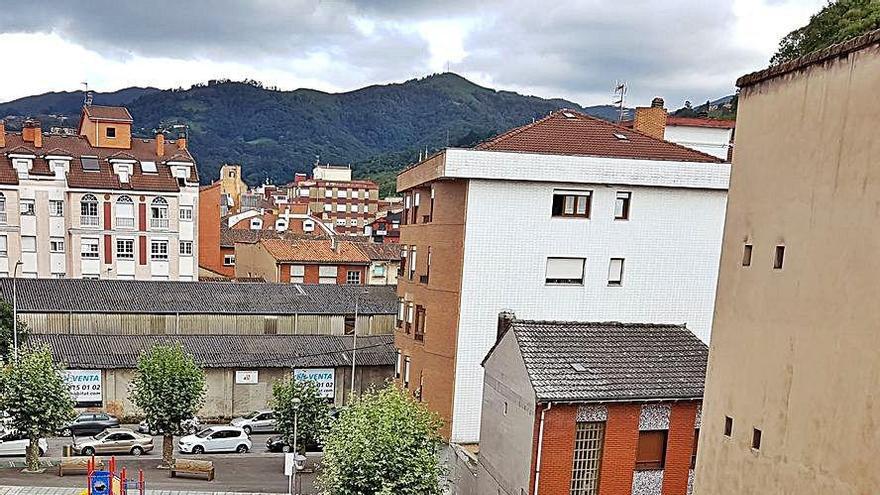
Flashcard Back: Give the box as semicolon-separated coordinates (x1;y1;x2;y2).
81;215;99;228
150;218;169;230
116;217;135;229
0;211;7;225
414;329;425;342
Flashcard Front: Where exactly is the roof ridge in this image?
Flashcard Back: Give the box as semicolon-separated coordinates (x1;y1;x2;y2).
474;111;559;149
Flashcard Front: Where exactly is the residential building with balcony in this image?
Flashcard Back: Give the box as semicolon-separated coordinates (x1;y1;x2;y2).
395;109;729;442
0;105;199;280
286;164;379;235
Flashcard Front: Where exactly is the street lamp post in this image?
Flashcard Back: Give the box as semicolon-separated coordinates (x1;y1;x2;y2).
289;397;301;495
12;260;22;362
350;288;370;401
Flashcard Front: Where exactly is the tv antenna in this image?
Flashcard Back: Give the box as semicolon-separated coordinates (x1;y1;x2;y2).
81;81;93;106
613;81;627;123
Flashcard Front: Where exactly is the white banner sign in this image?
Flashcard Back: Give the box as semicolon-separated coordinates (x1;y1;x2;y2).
293;368;335;399
235;370;259;384
64;370;102;405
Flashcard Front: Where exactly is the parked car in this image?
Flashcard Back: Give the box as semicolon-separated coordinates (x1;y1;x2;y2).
265;435;322;453
72;428;153;456
137;416;201;435
58;412;119;437
0;429;48;457
230;410;276;434
178;426;251;454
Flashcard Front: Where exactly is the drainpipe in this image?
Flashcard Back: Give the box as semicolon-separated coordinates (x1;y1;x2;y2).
533;402;552;495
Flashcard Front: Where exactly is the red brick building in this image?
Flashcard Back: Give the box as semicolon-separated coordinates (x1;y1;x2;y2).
234;237;370;284
474;317;707;495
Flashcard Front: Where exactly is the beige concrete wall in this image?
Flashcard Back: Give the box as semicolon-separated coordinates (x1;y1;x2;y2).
696;44;880;494
234;241;277;280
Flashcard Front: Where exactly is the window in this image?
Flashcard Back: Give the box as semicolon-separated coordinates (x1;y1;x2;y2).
49;200;64;217
774;245;785;269
414;305;426;342
150;197;169;229
395;350;402;379
117;239;134;259
303;220;315;232
299;188;309;197
290;265;305;283
151;240;169;260
346;270;361;285
20;199;35;216
336;203;346;213
403;357;411;388
323;204;332;212
724;416;733;437
337;189;347;198
250;218;263;230
751;428;762;450
608;258;624;286
324;189;333;198
224;254;236;266
614;191;632;220
81;238;100;259
0;193;6;224
0;235;7;256
691;429;699;469
406;303;414;334
50;237;65;253
179;205;193;221
552;191;592;218
409;247;417;280
80;194;98;226
742;244;753;266
344;316;356;335
105;126;116;138
635;430;668;470
397;298;406;327
21;236;36;253
570;422;605;495
140;160;157;173
546;257;585;285
179;240;193;256
373;264;386;277
335;219;346;226
318;265;338;284
116;195;134;228
421;246;431;284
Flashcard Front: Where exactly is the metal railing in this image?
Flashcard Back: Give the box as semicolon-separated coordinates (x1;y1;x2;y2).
150;218;169;229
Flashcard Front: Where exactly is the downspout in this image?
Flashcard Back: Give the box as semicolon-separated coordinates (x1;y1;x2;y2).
533;402;552;495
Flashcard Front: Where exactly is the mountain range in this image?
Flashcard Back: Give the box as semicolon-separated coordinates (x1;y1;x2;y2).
0;74;633;194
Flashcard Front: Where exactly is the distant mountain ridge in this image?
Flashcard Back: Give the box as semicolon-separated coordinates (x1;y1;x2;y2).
0;74;632;194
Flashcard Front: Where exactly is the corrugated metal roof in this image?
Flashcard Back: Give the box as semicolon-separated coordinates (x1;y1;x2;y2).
0;278;397;315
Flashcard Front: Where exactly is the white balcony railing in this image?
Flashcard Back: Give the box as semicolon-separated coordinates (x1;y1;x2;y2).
81;215;100;228
0;211;7;225
116;217;135;229
150;218;169;230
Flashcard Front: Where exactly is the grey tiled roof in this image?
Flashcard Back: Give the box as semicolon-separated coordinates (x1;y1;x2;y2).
0;278;396;315
28;333;395;369
508;320;708;403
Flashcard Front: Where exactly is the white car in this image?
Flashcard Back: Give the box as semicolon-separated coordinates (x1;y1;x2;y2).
177;426;251;454
0;429;48;457
230;410;277;435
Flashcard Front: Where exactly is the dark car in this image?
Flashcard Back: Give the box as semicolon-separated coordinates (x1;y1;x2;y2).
59;412;120;437
265;435;322;453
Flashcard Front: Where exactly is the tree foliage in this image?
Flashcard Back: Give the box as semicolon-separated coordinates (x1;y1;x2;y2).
0;346;75;471
318;385;444;495
271;377;330;452
772;0;880;64
0;300;28;363
129;344;205;466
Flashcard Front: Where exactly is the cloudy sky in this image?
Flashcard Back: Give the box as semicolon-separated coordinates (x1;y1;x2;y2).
0;0;823;108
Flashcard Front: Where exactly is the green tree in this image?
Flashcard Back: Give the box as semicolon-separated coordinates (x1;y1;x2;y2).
318;385;444;495
0;346;75;472
271;378;330;453
129;344;205;467
772;0;880;64
0;300;28;363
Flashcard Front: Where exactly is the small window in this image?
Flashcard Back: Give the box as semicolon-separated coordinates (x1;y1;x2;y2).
742;244;753;266
150;240;169;261
724;416;733;437
140;161;157;173
81;238;100;259
105;127;116;138
395;350;402;378
551;191;592;218
223;254;236;266
608;258;624;286
49;200;64;217
250;218;263;230
404;356;411;388
545;257;585;285
692;429;700;469
774;245;785;270
344;316;356;335
290;264;305;284
635;430;667;470
751;428;762;450
614;192;632;220
0;235;7;256
346;270;361;285
179;206;193;221
117;239;135;259
318;265;338;284
50;237;65;253
20;199;35;216
179;240;193;256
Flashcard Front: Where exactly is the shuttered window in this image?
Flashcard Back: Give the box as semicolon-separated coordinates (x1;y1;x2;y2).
570;422;605;494
546;257;585;285
635;430;668;470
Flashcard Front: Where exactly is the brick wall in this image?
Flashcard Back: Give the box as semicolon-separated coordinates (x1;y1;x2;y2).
599;403;640;495
661;402;697;495
534;404;578;494
633;106;668;140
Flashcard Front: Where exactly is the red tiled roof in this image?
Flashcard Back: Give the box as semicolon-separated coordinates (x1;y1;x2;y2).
261;238;370;264
666;117;735;129
83;105;133;122
475;110;721;163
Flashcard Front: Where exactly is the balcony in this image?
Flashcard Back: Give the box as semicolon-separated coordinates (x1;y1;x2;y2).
150;217;169;230
81;215;100;228
0;211;7;225
116;217;135;229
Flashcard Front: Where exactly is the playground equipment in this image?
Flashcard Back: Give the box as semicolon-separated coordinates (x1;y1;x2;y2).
85;456;146;495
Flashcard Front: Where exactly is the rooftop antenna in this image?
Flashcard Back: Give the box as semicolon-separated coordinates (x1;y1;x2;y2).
314;155;320;167
81;81;93;106
613;81;627;123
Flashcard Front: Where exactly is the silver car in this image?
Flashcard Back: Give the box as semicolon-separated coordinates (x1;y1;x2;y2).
230;410;276;434
138;416;201;435
73;428;154;456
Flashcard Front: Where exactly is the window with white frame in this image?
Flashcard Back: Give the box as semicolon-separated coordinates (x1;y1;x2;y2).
290;264;305;283
552;190;592;218
20;199;35;216
608;258;625;286
336;204;346;213
21;236;36;253
323;204;332;212
346;270;361;285
409;247;417;280
324;189;333;198
318;265;338;284
116;195;134;228
403;356;411;388
49;200;64;217
224;254;236;266
179;240;193;256
49;237;65;253
179;205;193;221
0;193;6;225
335;219;346;226
299;188;309;197
349;218;358;227
150;239;169;260
614;192;632;220
303;220;315;232
546;257;585;285
395;350;402;378
150;197;169;229
0;235;7;256
337;189;347;198
79;194;98;226
81;238;100;259
250;218;263;230
117;239;134;259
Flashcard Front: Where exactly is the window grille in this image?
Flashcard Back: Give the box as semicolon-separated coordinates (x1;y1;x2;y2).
570;421;605;495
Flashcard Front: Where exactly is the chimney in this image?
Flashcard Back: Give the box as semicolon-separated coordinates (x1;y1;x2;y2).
633;96;667;140
22;119;42;148
497;310;516;341
177;132;187;151
156;133;165;157
0;120;5;148
331;236;340;253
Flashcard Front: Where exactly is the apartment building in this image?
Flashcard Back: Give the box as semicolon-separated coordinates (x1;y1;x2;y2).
625;98;735;160
474;317;707;495
0;105;199;280
365;210;401;243
396;109;729;442
696;31;880;493
287;164;379;235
